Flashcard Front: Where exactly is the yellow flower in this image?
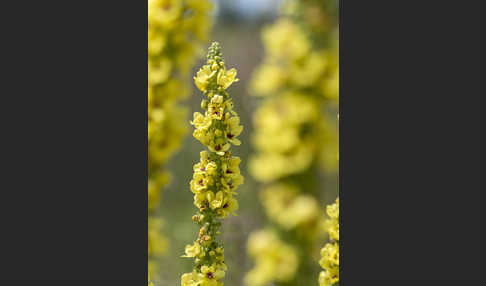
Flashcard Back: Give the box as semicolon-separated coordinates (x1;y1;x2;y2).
208;138;230;156
148;217;167;257
319;243;340;284
222;156;241;175
194;63;216;92
181;272;202;286
190;172;208;193
193;154;218;178
261;184;320;230
249;144;314;183
208;95;225;120
217;197;239;218
206;162;218;176
217;68;239;89
209;191;225;210
290;51;328;87
262;19;310;60
201;264;225;285
148;57;172;84
250;64;285;96
183;242;201;258
194;192;206;208
319;270;332;286
225;116;243;145
222;172;244;193
320;243;339;266
325;198;339;241
193;128;213;147
245;230;298;286
327;197;339;219
319;198;340;286
191;112;212;130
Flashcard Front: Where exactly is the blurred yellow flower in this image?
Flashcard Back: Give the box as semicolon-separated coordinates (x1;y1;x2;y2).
247;1;339;285
245;230;299;286
262;19;310;60
250;64;285;96
148;0;213;279
319;198;340;286
148;218;167;257
261;183;321;230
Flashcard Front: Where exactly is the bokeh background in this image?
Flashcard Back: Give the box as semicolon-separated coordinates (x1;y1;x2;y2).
151;1;338;285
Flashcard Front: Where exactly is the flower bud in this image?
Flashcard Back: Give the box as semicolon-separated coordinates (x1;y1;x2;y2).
201;99;208;110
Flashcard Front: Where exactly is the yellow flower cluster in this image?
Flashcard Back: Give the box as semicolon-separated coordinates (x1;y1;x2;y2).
260;183;321;230
319;198;339;286
249;18;339;179
250;92;321;182
181;42;243;286
245;230;299;286
190;151;243;217
148;218;167;257
246;1;339;285
251;19;336;97
148;0;213;278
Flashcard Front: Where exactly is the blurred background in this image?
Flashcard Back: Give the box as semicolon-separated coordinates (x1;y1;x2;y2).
152;0;338;285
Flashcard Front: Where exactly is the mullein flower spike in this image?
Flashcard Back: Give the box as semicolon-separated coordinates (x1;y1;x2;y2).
246;0;339;285
181;42;243;286
319;197;339;286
